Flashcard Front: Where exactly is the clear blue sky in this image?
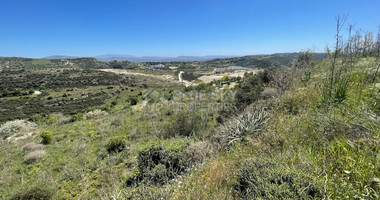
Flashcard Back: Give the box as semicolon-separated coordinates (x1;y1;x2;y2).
0;0;379;58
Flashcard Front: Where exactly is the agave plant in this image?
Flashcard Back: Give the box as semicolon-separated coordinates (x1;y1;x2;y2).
222;106;268;147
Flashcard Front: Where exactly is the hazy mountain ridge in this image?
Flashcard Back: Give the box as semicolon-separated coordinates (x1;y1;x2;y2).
43;55;78;59
94;54;236;62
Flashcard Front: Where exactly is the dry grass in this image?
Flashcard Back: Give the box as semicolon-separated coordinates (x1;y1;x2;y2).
170;153;244;200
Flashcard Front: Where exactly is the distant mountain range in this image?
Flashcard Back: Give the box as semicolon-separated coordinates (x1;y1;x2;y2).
94;54;237;62
43;55;78;59
43;54;236;62
41;53;326;64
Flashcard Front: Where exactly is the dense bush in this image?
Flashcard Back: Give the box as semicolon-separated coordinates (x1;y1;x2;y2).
70;112;84;122
40;130;53;144
127;96;139;105
41;114;59;125
106;137;127;153
162;110;208;138
128;138;191;185
184;83;215;92
233;159;323;199
235;72;265;109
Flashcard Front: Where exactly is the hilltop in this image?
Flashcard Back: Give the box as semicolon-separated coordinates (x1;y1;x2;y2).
0;30;379;199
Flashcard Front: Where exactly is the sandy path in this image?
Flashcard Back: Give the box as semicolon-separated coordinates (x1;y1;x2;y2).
178;71;193;87
178;71;184;82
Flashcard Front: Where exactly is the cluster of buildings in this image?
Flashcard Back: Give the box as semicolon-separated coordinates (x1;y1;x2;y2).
143;64;165;69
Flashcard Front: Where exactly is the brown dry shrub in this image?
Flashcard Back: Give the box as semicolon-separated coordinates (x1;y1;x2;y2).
24;150;46;164
22;142;43;152
260;87;279;99
187;141;214;164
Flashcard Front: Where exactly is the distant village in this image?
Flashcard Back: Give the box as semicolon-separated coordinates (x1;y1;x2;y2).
143;64;165;69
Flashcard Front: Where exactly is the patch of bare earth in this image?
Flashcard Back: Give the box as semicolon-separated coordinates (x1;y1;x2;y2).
198;69;260;84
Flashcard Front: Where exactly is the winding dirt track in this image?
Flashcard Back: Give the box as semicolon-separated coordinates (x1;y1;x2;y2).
102;68;261;86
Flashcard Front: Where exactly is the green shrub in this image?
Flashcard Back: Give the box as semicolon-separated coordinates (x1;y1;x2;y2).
281;93;303;115
130;138;191;185
111;99;118;106
233;159;323;199
235;73;264;109
40;130;53;144
333;84;348;103
162;110;207;138
127;96;139;105
40;114;59;125
184;83;215;92
100;105;111;112
70;112;84;122
10;183;54;200
106;137;126;153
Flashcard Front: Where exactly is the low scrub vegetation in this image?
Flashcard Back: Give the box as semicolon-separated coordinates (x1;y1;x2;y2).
233;159;323;199
0;22;378;199
0;119;36;138
106;137;127;153
22;142;43;151
83;109;108;120
24;150;46;164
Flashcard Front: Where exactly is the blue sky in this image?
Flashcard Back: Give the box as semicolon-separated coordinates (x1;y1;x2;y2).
0;0;379;58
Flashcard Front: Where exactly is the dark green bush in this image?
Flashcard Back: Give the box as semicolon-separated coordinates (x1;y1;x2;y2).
9;183;54;200
106;137;126;153
235;73;264;109
70;112;84;122
111;99;118;106
127;96;139;105
40;130;53;144
334;84;348;103
132;138;191;185
36;114;59;125
233;159;323;199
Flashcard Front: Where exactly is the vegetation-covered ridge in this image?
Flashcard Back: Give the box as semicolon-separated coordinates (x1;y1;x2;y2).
0;22;379;199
